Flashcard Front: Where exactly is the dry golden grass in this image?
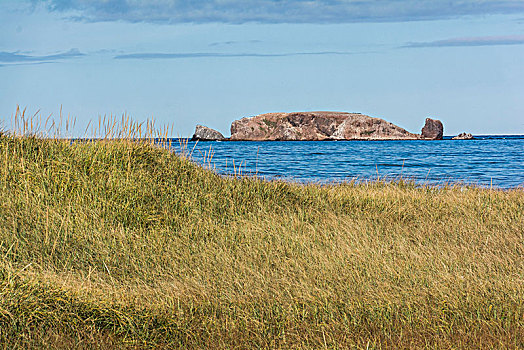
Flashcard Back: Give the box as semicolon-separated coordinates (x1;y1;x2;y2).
0;110;522;348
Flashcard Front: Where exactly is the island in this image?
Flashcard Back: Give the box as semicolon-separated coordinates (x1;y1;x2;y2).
192;111;444;141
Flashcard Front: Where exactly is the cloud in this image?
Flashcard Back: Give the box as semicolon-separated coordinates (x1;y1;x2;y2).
114;51;354;60
403;35;524;48
0;48;84;63
209;40;262;47
33;0;524;24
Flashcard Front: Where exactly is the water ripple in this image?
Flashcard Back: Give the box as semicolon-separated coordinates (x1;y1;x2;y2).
170;136;524;189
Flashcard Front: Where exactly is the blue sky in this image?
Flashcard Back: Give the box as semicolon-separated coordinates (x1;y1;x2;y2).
1;1;523;136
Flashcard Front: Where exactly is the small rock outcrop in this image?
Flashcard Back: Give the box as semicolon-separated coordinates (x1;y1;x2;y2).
452;132;474;140
230;111;419;141
421;118;443;140
191;125;225;141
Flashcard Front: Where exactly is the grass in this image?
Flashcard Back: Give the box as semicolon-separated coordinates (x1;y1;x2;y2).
0;112;523;348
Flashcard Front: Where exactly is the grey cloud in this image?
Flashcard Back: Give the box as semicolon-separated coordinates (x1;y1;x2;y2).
403;35;524;48
114;51;354;60
33;0;524;24
0;48;84;63
0;62;56;68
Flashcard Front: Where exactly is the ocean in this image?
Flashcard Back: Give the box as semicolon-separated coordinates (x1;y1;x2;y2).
170;135;524;189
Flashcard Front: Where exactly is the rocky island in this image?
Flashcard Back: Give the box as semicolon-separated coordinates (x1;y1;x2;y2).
452;132;475;140
191;124;225;141
192;111;444;141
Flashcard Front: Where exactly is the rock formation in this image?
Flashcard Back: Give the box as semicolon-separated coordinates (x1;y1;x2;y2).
452;132;474;140
229;111;419;141
191;125;225;141
421;118;443;140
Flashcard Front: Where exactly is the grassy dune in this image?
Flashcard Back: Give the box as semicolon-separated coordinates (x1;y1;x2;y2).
0;134;522;348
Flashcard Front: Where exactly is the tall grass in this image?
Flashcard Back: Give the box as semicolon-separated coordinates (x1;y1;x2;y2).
0;108;522;348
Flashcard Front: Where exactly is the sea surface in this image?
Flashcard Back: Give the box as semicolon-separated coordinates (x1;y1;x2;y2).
170;135;524;189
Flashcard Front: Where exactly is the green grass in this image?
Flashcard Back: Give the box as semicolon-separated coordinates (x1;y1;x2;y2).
0;133;522;349
263;119;277;129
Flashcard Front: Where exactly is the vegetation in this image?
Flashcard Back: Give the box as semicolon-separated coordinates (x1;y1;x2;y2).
0;112;522;348
263;119;277;129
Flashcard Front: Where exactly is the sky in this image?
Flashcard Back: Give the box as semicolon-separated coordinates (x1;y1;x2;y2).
1;0;523;137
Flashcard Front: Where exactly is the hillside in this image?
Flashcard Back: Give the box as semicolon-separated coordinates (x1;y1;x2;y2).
0;135;522;348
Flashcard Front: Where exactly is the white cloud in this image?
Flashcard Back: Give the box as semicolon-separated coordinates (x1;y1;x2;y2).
0;48;84;64
403;35;524;48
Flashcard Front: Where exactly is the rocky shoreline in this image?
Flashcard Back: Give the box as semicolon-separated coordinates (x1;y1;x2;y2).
192;111;471;141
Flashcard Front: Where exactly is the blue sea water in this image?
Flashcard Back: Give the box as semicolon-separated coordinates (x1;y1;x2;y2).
170;135;524;189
